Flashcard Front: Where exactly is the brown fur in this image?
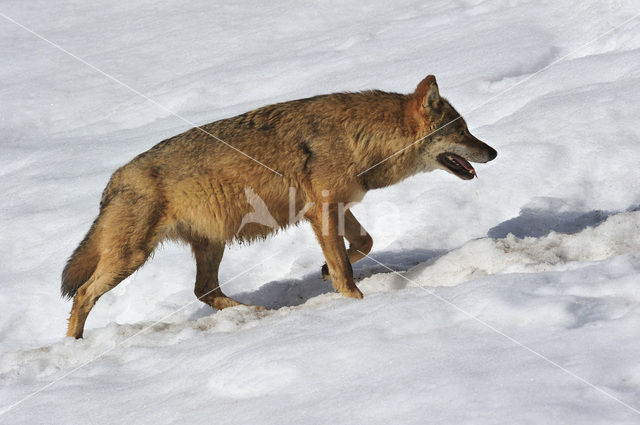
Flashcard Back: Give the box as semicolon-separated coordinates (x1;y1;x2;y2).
62;75;497;338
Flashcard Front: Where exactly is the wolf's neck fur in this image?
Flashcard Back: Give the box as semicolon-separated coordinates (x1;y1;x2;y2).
357;149;422;190
350;92;430;190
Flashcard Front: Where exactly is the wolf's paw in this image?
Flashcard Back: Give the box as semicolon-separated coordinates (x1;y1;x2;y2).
321;263;330;280
344;287;364;299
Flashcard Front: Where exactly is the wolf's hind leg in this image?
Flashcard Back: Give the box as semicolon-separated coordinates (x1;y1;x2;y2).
191;239;265;310
66;191;164;339
321;210;373;280
67;251;149;339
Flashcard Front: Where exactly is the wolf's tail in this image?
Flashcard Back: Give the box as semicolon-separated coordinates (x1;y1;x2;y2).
61;220;100;299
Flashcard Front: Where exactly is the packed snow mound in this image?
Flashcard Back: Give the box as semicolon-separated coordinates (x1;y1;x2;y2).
401;210;640;288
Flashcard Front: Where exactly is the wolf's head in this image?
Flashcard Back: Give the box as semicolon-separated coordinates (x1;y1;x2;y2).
410;75;497;180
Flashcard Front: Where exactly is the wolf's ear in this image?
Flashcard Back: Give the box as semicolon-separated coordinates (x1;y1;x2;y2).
415;75;441;110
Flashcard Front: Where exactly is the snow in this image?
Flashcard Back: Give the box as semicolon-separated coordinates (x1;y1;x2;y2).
1;1;640;424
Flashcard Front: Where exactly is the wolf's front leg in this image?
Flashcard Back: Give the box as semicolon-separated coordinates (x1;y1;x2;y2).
309;205;363;299
321;209;373;280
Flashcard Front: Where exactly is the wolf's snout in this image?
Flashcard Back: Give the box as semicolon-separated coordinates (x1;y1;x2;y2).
486;146;497;161
463;132;496;163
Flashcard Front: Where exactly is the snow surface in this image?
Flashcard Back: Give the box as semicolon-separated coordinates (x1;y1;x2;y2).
1;1;640;424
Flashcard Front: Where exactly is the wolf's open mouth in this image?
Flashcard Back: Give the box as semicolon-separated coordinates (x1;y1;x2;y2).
437;152;476;180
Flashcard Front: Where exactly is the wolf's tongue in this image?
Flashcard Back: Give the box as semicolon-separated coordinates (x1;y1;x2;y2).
450;153;476;177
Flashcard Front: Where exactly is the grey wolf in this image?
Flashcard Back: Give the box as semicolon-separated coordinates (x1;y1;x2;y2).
62;74;497;338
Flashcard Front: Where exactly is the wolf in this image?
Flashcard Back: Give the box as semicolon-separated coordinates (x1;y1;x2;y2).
62;75;497;338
